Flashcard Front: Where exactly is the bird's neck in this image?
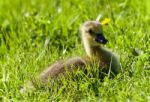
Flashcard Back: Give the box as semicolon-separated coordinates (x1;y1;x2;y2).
82;39;105;59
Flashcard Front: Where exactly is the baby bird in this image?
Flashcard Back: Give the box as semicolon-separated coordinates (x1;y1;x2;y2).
39;21;120;83
23;21;120;91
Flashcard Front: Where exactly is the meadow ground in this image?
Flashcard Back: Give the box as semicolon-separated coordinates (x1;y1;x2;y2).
0;0;150;101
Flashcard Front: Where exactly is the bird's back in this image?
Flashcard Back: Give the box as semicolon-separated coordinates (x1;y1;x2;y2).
39;57;87;83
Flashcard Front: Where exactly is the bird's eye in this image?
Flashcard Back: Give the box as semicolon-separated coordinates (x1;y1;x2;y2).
88;29;93;34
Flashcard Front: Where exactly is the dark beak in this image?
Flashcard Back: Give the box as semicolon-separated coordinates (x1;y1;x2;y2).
95;33;108;44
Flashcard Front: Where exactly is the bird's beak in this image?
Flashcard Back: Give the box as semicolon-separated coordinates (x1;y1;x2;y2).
95;33;108;44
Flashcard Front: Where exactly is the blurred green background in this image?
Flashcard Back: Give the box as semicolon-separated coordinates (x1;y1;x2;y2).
0;0;149;101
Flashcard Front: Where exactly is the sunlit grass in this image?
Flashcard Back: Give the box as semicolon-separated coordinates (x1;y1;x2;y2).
0;0;150;101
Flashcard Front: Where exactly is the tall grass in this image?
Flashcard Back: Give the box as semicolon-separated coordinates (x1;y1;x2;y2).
0;0;149;101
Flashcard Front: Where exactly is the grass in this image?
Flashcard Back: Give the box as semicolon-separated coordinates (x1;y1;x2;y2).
0;0;150;101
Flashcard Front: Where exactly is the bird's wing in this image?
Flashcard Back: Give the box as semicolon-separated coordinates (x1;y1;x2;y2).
39;57;88;83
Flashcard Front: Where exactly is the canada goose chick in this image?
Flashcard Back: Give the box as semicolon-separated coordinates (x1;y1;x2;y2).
81;21;120;74
38;21;120;83
23;21;120;92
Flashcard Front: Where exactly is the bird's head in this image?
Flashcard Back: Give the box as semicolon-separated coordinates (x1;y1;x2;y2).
81;21;108;46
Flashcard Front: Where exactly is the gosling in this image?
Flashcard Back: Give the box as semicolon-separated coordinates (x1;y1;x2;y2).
39;21;120;83
23;21;120;91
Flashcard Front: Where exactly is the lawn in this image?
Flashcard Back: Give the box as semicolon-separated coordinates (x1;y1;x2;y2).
0;0;150;101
